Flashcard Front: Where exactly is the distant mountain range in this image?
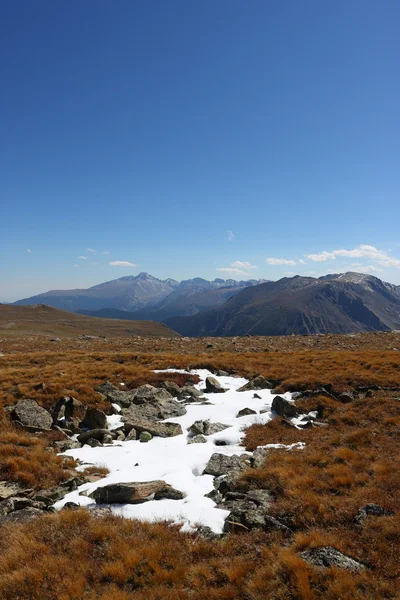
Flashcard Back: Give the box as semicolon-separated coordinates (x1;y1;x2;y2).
14;273;262;316
14;272;400;337
165;273;400;336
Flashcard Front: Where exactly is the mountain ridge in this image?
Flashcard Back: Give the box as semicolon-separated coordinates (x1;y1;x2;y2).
164;272;400;337
14;272;262;314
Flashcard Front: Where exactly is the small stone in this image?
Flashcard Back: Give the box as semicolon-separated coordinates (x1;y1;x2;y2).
236;407;257;417
187;435;207;444
139;431;152;443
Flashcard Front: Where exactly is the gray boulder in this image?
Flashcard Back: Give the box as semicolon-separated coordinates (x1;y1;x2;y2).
82;407;107;430
187;435;207;444
90;481;181;504
0;507;43;525
271;395;298;418
205;377;227;394
300;546;366;571
188;420;229;437
12;399;52;432
354;503;394;524
236;407;257;417
77;429;110;444
237;376;273;392
63;397;87;430
124;419;182;438
203;453;248;477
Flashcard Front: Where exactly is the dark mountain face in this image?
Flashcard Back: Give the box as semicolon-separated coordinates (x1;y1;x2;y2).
164;273;400;337
14;273;259;314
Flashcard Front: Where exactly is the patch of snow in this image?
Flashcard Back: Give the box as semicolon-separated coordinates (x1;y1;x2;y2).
106;414;123;430
54;370;300;534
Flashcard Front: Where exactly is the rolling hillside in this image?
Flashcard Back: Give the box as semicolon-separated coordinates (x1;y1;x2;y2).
0;304;178;338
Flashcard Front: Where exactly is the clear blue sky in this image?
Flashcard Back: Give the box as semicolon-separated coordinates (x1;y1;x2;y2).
1;0;399;301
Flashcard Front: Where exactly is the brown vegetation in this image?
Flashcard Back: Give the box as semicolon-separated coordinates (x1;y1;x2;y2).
0;331;399;598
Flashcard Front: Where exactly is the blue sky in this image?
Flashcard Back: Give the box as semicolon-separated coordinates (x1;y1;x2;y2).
1;0;399;301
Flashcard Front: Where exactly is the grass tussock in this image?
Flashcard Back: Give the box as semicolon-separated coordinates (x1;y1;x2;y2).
0;334;399;598
0;509;394;600
0;424;77;489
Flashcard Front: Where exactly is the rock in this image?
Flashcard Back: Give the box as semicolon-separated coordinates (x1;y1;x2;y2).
62;502;80;510
271;395;297;418
253;393;261;399
300;546;366;571
0;481;30;500
188;420;230;437
160;381;182;396
121;389;186;422
139;431;152;443
102;433;114;444
237;376;273;392
33;486;67;506
264;515;293;535
338;391;354;403
95;382;133;408
217;370;230;377
86;438;102;447
125;428;137;441
354;503;394;524
11;399;53;432
124;419;182;438
77;429;110;444
82;408;107;430
90;481;172;504
154;487;185;500
187;435;207;444
205;377;227;394
179;386;204;401
54;439;81;452
243;489;272;508
63;397;87;430
0;507;44;524
236;407;257;417
203;453;248;477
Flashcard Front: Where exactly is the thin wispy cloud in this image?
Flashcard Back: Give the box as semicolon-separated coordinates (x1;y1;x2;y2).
216;267;249;277
231;261;257;270
298;258;306;265
102;250;110;255
78;256;88;260
26;248;31;253
86;248;96;254
226;230;234;242
108;261;138;267
266;257;297;266
73;264;79;268
356;265;384;273
305;245;400;267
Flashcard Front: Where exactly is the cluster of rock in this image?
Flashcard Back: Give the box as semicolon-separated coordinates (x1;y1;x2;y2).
0;477;85;525
201;450;292;534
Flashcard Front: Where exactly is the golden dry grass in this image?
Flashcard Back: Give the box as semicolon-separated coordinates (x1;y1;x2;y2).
0;332;399;598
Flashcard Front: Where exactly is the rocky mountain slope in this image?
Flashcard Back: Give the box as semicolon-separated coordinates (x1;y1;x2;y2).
165;273;400;337
14;273;259;314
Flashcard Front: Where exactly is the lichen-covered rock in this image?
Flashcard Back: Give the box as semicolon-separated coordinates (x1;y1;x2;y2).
203;453;248;477
300;546;366;571
139;431;152;443
187;435;207;444
12;399;53;432
188;420;229;437
124;419;182;438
